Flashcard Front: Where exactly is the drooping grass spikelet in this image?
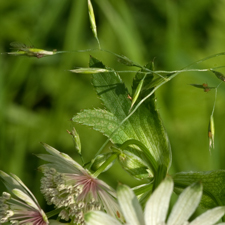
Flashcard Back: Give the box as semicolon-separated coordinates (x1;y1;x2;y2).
69;67;109;74
88;0;101;49
208;114;215;153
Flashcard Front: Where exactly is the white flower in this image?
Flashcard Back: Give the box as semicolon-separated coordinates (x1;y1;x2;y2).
0;171;48;225
85;177;225;225
38;143;122;225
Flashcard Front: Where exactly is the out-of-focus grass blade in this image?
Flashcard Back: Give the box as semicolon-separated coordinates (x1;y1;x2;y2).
10;41;29;50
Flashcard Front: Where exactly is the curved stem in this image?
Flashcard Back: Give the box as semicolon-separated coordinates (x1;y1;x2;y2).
92;153;118;178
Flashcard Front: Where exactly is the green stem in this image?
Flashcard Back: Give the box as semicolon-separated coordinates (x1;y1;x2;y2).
55;48;99;54
211;82;223;116
133;182;154;207
46;208;62;218
132;182;153;196
92;153;118;178
152;164;167;191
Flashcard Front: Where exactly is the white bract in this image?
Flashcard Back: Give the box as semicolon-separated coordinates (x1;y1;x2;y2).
85;178;225;225
0;171;48;225
38;143;123;225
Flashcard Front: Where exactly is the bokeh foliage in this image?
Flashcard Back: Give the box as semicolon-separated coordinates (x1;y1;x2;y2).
1;0;225;210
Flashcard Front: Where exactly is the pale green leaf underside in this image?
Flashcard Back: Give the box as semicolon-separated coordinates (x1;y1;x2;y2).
173;170;225;209
74;109;127;143
72;57;171;168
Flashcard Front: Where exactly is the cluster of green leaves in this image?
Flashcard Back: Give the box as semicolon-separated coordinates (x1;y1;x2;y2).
70;55;225;212
73;57;171;178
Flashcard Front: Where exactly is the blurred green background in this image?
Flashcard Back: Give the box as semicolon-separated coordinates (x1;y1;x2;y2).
1;0;225;210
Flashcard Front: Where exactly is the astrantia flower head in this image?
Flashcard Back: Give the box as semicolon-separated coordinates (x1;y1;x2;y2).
0;171;48;225
85;177;225;225
37;143;122;225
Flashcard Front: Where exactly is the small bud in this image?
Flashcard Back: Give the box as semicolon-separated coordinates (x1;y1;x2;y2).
69;68;109;74
118;150;153;180
210;69;225;82
2;192;11;200
190;83;215;92
67;127;81;155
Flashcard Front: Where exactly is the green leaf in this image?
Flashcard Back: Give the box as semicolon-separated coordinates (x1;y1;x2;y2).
173;170;225;209
73;57;171;172
73;109;125;142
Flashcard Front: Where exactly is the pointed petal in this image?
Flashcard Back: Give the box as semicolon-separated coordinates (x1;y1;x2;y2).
117;184;144;225
12;189;39;211
85;211;121;225
189;206;225;225
0;171;21;192
11;173;40;207
144;177;173;225
38;143;85;173
0;171;41;207
167;182;202;225
97;190;120;218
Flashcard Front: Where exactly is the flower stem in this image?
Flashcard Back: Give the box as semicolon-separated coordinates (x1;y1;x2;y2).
92;153;118;178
